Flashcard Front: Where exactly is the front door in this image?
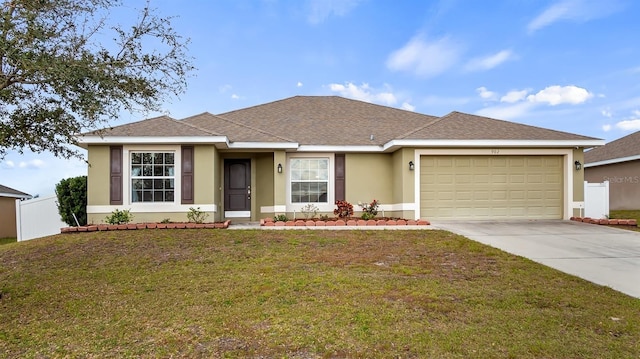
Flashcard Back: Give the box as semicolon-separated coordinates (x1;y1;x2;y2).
224;159;251;217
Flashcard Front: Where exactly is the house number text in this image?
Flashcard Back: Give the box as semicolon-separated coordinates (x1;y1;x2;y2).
490;149;500;154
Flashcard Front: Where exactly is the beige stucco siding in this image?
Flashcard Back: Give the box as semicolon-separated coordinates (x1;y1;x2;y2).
345;153;394;206
193;145;216;205
87;145;110;206
0;197;17;238
255;153;275;217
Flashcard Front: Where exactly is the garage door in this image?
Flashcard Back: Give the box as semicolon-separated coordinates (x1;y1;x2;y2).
420;155;563;219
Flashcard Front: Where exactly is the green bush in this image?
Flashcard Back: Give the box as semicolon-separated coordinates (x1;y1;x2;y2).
273;214;288;222
105;209;134;225
187;207;209;223
55;176;87;226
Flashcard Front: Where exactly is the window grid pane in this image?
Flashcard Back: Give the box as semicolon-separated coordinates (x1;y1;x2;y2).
131;151;175;203
291;158;329;203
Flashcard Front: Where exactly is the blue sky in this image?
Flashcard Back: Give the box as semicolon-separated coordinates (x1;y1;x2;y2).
2;0;640;197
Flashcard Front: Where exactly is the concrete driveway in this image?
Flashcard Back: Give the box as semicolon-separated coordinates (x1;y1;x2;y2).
431;220;640;299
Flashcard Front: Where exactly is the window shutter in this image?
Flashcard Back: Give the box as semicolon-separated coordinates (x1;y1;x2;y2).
110;146;123;205
181;146;194;204
335;153;345;201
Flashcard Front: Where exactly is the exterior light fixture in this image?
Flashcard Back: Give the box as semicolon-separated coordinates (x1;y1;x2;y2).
409;161;415;171
277;163;283;173
574;161;582;171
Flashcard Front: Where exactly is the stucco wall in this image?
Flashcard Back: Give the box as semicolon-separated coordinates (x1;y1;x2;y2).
255;153;274;218
0;197;17;238
585;160;640;210
345;153;394;206
87;145;110;206
193;145;216;205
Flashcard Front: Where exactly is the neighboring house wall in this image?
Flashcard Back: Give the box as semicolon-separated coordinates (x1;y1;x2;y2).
0;197;17;238
585;161;640;210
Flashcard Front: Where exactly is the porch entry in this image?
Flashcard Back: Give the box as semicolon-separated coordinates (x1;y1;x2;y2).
224;159;251;218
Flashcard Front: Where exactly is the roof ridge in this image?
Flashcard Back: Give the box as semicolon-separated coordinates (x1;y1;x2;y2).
176;112;224;136
397;113;448;139
185;111;296;143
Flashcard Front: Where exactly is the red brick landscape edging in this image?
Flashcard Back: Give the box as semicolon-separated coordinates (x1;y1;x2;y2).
570;217;638;226
60;220;232;233
260;218;430;227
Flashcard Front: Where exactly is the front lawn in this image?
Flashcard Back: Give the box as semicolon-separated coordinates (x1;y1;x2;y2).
0;237;16;245
1;230;638;358
610;210;640;232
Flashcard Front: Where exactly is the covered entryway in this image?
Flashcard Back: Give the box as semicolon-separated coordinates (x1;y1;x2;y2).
420;155;563;219
224;159;251;218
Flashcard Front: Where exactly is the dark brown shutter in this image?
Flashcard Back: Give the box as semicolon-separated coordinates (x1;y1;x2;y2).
335;153;345;201
181;146;194;204
110;146;123;205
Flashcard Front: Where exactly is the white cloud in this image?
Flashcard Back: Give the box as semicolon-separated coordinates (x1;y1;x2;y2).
615;119;640;131
328;82;397;106
297;82;303;87
386;35;461;78
501;89;529;103
231;94;240;100
526;85;592;105
18;159;45;169
476;87;497;100
307;0;361;24
528;0;624;33
602;124;612;132
464;50;515;72
401;102;416;112
601;109;612;118
475;102;536;121
1;160;15;169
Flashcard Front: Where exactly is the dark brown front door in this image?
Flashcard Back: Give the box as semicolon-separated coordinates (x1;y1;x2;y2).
224;159;251;213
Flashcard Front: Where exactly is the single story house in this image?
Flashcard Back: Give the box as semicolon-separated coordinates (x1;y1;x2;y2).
0;184;32;238
78;96;602;223
584;130;640;210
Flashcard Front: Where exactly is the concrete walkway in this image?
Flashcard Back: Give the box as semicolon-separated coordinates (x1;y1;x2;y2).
431;220;640;299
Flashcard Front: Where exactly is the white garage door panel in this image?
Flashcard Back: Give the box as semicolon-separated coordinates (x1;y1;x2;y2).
421;155;563;219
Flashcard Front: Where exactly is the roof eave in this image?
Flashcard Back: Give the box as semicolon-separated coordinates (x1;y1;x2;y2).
0;193;32;199
76;136;230;149
585;154;640;168
383;139;605;152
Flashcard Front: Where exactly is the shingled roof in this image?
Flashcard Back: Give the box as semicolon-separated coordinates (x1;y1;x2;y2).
402;111;597;141
0;184;32;199
585;130;640;164
80;96;600;147
84;115;221;137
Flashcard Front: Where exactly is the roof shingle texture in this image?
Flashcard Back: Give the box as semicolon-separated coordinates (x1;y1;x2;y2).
584;130;640;163
84;116;220;137
0;184;31;197
84;96;599;145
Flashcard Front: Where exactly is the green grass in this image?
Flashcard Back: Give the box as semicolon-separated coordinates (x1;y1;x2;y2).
1;230;639;358
0;237;16;245
609;210;640;231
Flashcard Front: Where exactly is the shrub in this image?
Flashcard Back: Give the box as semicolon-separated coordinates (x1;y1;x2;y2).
187;207;209;223
105;209;134;225
273;214;288;222
300;204;319;219
333;200;353;219
55;176;87;226
359;199;379;220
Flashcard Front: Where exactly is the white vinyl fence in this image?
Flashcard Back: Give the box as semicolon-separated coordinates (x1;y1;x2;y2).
15;195;67;241
584;181;610;219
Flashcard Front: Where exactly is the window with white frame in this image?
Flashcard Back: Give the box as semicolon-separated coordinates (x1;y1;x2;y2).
130;152;175;202
290;158;329;203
